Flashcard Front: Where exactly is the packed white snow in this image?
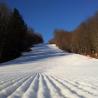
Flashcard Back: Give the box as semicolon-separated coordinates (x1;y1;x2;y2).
0;44;98;98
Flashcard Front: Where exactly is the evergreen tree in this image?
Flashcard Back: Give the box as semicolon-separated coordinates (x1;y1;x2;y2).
0;3;11;62
0;8;28;62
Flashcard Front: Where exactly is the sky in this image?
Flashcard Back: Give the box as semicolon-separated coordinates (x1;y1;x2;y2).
0;0;98;42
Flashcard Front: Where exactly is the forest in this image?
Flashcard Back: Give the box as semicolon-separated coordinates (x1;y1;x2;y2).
49;12;98;58
0;3;43;63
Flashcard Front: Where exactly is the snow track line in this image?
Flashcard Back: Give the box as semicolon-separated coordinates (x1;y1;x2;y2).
46;74;86;98
44;74;68;98
22;73;39;98
0;74;28;91
75;81;98;90
0;74;31;98
50;75;97;98
52;75;98;96
43;74;68;98
8;73;36;98
37;74;51;98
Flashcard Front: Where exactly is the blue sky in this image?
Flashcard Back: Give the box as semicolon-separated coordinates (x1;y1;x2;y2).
0;0;98;42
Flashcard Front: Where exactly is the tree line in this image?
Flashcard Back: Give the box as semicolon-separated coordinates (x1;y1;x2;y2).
49;11;98;58
0;3;43;63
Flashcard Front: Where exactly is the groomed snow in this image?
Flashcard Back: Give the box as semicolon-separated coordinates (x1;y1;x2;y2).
0;44;98;98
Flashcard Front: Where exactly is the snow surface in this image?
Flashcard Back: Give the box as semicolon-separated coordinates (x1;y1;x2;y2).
0;44;98;98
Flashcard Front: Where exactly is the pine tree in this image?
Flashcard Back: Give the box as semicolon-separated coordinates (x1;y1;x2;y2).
0;8;28;61
0;3;11;62
9;8;27;51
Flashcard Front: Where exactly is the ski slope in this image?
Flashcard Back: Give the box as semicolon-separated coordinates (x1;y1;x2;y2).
0;44;98;98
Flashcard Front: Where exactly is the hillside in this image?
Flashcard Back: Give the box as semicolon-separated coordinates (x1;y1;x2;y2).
0;44;98;98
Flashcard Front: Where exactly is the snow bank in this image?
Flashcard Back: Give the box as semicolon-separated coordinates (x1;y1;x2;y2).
0;44;98;98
